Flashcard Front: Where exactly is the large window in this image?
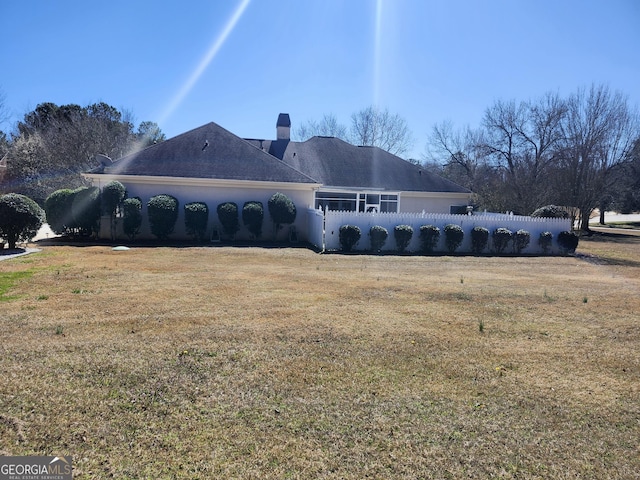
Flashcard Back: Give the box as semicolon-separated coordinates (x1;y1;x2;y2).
315;191;357;211
316;191;399;212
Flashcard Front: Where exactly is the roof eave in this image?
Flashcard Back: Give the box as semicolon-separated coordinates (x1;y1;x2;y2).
82;172;322;191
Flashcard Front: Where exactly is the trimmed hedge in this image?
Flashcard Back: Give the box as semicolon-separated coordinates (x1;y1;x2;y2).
147;194;179;240
184;201;209;242
122;197;142;241
0;193;45;249
514;229;531;254
492;228;513;254
71;186;101;237
394;225;413;252
538;231;553;254
101;180;126;216
558;231;579;254
217;202;239;238
242;201;264;238
419;225;440;253
102;181;126;240
531;205;570;218
339;225;361;252
369;225;388;253
444;224;464;253
268;192;297;237
471;226;489;254
44;189;76;235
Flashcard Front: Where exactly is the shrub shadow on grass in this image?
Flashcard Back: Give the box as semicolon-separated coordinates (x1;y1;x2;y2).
34;235;319;251
578;231;640;267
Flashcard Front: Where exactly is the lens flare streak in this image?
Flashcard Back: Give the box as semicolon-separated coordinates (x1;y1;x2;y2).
158;0;251;125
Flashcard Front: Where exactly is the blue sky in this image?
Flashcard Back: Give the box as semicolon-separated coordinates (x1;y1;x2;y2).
1;0;639;159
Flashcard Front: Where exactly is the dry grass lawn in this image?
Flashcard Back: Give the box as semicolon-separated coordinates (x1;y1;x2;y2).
1;233;639;479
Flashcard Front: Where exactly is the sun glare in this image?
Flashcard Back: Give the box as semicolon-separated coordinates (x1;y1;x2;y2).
373;0;383;108
157;0;251;127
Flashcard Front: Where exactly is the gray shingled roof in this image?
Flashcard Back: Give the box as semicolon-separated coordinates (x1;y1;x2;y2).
277;136;470;193
101;122;317;184
93;118;469;194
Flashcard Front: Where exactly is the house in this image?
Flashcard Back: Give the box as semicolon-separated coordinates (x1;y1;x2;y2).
245;114;471;214
83;114;471;242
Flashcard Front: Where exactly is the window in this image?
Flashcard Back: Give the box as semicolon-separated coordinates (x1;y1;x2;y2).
316;191;399;212
380;194;398;213
315;191;357;211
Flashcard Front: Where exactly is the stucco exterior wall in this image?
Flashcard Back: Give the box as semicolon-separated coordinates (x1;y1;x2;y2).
399;192;472;214
86;174;318;242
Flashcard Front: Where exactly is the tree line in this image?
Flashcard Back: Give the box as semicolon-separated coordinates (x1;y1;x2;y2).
424;84;640;230
1;85;639;232
0;101;165;204
294;106;414;158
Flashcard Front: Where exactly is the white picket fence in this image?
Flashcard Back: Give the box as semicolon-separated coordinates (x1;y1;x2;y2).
308;209;572;254
306;208;325;250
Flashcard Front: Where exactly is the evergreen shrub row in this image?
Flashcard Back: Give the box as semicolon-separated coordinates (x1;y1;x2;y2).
44;186;297;243
338;223;578;255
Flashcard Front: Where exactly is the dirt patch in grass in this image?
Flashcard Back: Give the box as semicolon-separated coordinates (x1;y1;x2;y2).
0;237;638;478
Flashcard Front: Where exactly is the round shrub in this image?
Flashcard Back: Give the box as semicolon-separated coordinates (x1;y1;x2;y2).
558;231;579;254
217;202;239;238
492;228;513;254
538;231;553;254
339;225;361;252
184;202;209;242
242;201;264;238
394;224;413;252
122;197;142;241
514;229;531;254
102;181;126;240
0;193;45;249
531;205;569;218
101;180;126;216
71;186;101;237
444;224;464;253
268;192;297;236
147;194;179;240
369;225;388;253
471;226;489;254
44;188;75;235
419;225;440;253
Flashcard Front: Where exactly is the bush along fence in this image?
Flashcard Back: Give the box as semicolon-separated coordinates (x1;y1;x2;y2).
44;185;301;244
319;210;575;255
39;183;577;255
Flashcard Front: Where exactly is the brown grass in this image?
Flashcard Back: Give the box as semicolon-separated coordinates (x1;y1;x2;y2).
1;234;639;479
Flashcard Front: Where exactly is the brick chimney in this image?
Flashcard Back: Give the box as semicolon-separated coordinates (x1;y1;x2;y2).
276;113;291;140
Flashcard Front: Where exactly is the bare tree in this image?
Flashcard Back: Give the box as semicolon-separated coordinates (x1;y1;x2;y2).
3;102;163;203
425;121;510;212
349;106;413;157
555;84;639;231
294;113;348;141
481;93;567;214
426;121;484;188
606;139;640;218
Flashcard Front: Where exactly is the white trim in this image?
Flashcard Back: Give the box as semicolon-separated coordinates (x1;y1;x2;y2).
82;173;321;191
400;191;471;200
